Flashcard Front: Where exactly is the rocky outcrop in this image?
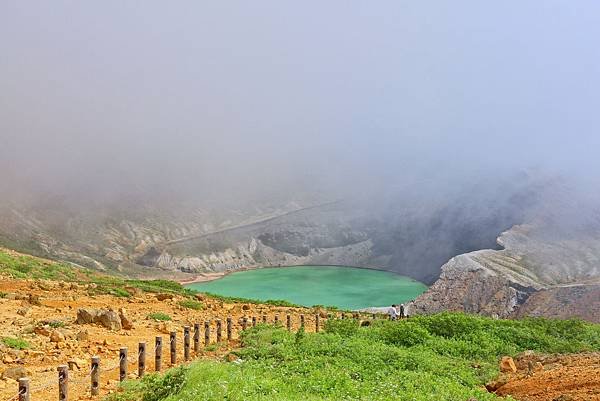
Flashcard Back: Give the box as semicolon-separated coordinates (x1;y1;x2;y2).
413;251;539;318
76;308;123;330
414;224;600;322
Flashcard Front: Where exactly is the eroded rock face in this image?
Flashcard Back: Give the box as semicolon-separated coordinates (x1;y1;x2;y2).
413;251;538;318
414;223;600;322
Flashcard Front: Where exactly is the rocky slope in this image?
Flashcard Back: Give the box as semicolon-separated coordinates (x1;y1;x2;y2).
414;223;600;322
0;249;337;400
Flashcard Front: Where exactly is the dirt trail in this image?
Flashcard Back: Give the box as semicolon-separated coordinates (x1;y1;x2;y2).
0;277;325;401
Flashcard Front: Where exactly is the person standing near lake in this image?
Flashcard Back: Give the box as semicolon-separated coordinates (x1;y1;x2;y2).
398;304;405;319
388;304;399;320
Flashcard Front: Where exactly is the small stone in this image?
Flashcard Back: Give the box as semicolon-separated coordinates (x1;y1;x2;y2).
28;294;42;306
50;329;65;343
16;307;30;316
533;362;544;372
1;366;29;380
34;325;52;337
500;356;517;373
156;293;174;301
76;329;89;341
119;308;134;330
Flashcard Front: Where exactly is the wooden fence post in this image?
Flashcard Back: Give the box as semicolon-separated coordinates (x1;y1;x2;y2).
216;319;222;342
300;314;305;328
226;317;232;341
252;316;257;327
204;321;210;345
155;336;162;372
184;326;191;361
286;314;291;331
170;332;177;365
119;347;127;382
194;323;200;353
58;365;68;401
91;356;100;396
274;315;279;325
138;342;146;378
18;377;29;401
262;315;267;323
315;314;320;332
242;317;248;330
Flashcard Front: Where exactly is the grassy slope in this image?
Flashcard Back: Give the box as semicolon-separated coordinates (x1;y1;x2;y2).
0;247;195;297
0;247;302;307
3;247;600;400
110;314;600;401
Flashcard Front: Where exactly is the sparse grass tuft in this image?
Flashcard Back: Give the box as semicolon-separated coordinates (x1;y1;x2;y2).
2;337;31;350
178;300;203;310
147;312;172;321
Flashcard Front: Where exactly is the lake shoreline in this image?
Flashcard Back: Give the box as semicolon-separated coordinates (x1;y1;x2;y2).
182;265;428;310
178;264;419;285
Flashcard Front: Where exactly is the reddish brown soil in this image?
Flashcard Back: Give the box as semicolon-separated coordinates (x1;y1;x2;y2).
493;352;600;401
0;277;328;400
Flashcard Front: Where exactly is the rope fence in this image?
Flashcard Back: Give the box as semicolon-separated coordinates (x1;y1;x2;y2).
3;311;392;400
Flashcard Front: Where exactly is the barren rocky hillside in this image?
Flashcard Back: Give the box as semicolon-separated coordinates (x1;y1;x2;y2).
414;223;600;322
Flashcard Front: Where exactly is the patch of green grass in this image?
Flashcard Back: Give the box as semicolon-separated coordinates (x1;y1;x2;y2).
108;312;600;401
147;312;172;321
0;291;6;298
0;248;198;301
47;321;66;328
2;337;31;350
202;292;300;307
178;300;203;310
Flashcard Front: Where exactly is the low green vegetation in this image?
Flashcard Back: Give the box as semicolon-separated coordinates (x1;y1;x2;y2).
178;300;204;310
202;292;300;307
147;313;172;322
2;337;31;350
47;320;66;328
0;248;196;299
108;313;600;401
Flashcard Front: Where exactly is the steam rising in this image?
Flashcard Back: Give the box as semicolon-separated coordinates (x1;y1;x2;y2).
1;2;599;218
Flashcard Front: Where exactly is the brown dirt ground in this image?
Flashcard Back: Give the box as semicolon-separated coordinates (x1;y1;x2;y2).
0;276;331;401
493;352;600;401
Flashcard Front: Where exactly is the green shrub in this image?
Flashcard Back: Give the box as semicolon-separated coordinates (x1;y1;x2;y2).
108;313;600;401
2;337;31;350
324;318;359;337
377;320;432;347
178;300;203;310
135;366;189;401
147;312;172;321
202;292;300;307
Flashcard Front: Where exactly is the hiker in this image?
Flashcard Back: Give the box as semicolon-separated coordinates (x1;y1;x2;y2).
387;304;399;320
398;303;405;319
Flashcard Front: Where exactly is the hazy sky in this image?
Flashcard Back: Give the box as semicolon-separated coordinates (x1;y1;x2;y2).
1;1;599;204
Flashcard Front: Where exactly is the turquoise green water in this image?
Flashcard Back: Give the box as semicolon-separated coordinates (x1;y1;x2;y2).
186;266;428;310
